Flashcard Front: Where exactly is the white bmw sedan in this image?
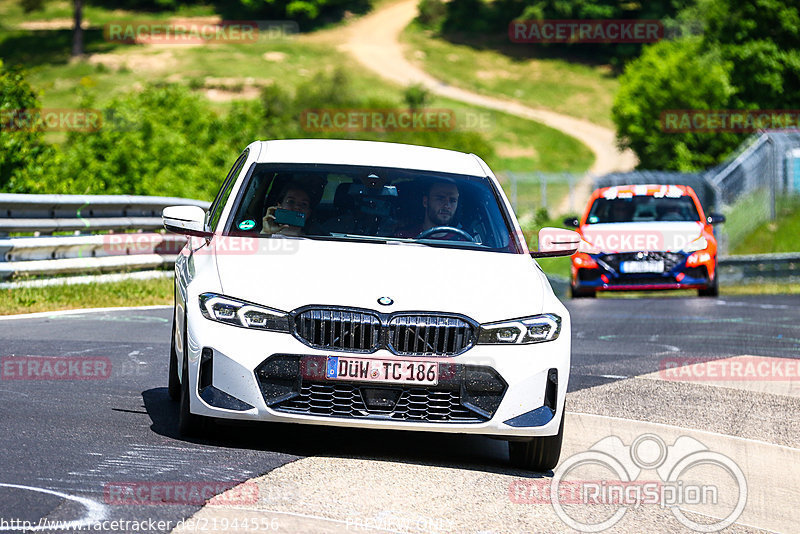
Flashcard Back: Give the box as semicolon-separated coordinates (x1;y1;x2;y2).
163;139;578;471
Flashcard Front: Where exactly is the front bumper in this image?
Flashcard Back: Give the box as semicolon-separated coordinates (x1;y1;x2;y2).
572;251;714;291
182;309;570;439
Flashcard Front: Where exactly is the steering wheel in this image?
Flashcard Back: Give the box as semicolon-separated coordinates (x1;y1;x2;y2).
415;226;475;242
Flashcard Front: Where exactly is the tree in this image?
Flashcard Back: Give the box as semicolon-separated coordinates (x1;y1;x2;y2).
612;37;739;171
612;0;800;170
72;0;84;56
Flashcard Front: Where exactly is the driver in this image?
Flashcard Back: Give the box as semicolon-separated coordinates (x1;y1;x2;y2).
396;181;462;238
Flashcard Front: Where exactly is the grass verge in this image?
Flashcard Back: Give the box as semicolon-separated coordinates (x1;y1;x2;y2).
401;21;618;128
731;196;800;255
0;276;172;315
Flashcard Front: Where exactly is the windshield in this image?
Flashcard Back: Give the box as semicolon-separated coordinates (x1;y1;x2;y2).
224;163;522;253
586;195;701;224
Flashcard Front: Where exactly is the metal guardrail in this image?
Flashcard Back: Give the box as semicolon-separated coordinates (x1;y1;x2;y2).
718;253;800;283
0;194;209;282
0;193;209;233
1;194;798;286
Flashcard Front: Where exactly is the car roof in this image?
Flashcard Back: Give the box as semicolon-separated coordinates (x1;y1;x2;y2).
591;183;699;199
254;139;487;176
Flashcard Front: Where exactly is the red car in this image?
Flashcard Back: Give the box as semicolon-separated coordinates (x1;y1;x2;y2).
565;184;725;298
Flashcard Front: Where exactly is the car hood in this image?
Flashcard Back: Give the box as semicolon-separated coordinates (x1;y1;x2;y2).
212;237;547;323
579;222;705;253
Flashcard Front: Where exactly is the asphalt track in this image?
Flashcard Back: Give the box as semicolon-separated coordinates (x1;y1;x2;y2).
0;295;798;532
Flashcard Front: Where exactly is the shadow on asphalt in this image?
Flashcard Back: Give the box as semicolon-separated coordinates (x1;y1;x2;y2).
142;387;553;480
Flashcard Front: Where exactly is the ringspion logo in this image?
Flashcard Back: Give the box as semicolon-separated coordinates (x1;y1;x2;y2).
511;433;747;532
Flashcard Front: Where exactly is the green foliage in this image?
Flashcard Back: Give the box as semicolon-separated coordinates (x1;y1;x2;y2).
613;0;800;171
416;0;446;29
215;0;374;28
5;69;494;198
680;0;800;110
403;83;431;110
612;37;740;170
12;85;246;200
0;63;53;192
438;0;690;66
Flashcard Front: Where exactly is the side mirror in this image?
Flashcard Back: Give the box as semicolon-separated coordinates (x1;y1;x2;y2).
563;217;580;228
162;206;212;238
530;227;580;258
707;213;726;225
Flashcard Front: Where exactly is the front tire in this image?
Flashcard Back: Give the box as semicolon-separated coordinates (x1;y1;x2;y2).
508;409;565;472
168;316;181;401
698;269;719;297
570;284;596;299
178;319;210;437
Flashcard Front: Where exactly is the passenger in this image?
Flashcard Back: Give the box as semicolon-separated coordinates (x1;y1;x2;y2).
261;183;312;237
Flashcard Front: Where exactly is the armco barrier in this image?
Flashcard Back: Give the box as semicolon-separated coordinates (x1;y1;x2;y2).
717;253;800;284
0;194;797;285
0;193;209;233
0;194;209;282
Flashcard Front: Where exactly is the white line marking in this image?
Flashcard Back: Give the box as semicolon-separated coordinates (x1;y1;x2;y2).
598;374;628;379
0;483;107;531
0;305;171;321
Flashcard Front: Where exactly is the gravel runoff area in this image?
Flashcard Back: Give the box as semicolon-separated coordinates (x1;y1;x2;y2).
172;371;800;534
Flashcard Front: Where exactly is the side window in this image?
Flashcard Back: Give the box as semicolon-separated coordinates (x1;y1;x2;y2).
208;150;248;231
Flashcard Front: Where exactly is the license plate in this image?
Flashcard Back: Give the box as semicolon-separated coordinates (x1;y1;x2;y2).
325;357;438;386
620;260;664;273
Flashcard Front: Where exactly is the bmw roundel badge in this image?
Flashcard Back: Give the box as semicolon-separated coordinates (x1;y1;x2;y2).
377;296;394;306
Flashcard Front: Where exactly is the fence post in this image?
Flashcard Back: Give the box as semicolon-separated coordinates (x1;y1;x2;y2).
568;173;575;214
508;171;518;213
767;134;777;221
539;172;547;212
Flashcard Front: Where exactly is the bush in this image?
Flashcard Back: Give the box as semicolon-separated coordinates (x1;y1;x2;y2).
0;62;53;193
417;0;446;29
403;83;430;110
21;85;250;200
6;70;496;197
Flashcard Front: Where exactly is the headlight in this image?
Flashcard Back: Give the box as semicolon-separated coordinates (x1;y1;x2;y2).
477;314;561;344
682;236;708;253
198;293;290;332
